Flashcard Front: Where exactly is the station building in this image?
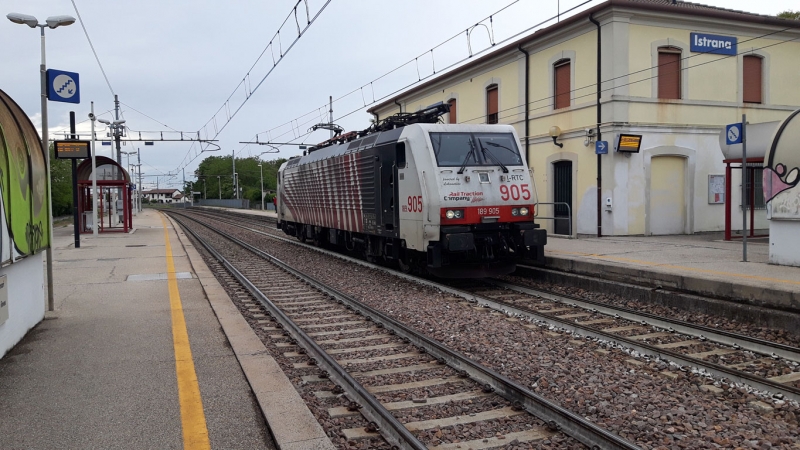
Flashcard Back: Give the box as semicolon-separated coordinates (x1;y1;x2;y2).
370;0;800;236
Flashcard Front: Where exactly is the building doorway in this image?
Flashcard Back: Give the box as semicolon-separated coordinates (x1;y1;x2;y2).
553;160;572;235
650;156;686;234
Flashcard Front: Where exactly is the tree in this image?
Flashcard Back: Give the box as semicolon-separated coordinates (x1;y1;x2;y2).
191;154;286;205
50;145;73;216
778;10;800;19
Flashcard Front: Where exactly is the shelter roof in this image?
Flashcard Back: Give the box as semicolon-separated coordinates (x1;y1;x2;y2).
76;156;131;183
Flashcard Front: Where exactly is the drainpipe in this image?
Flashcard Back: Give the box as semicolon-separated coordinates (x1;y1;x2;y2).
394;100;402;114
518;44;530;164
590;13;602;238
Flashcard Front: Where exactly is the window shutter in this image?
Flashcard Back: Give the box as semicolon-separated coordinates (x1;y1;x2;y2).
554;62;571;109
658;50;681;99
743;55;762;104
486;86;498;124
448;99;457;124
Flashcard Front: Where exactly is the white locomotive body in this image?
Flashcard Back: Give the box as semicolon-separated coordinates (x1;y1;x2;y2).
277;115;546;277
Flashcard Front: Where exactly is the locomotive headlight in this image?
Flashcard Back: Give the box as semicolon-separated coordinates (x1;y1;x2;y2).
454;210;463;218
511;208;520;216
446;210;456;219
520;207;529;216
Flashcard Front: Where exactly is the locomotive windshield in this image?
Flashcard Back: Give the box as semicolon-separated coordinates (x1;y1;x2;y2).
430;132;523;167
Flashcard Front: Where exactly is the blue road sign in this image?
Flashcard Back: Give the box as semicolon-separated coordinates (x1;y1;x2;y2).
595;140;608;155
726;123;743;145
101;141;112;146
46;69;80;104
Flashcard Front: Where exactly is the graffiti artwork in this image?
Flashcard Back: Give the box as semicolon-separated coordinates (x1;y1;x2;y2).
0;89;51;265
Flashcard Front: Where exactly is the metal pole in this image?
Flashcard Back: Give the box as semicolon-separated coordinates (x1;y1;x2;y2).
329;95;333;139
114;94;121;164
217;175;221;199
232;149;237;199
69;112;80;249
742;113;747;262
40;26;56;312
137;149;142;212
259;164;264;210
182;168;186;208
90;102;98;237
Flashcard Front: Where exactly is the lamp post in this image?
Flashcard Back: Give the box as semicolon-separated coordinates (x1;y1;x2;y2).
7;12;76;312
258;164;264;210
121;150;136;217
217;175;221;199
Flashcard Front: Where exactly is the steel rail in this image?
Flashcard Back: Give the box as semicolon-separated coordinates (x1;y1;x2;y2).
438;286;800;403
187;209;800;396
169;209;642;450
490;280;800;362
168;213;427;450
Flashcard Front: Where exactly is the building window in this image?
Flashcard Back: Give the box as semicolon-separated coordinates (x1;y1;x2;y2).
554;59;571;109
486;85;498;124
657;47;681;99
448;98;457;124
743;55;763;104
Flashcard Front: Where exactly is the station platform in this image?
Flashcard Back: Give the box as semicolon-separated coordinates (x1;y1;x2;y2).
0;209;333;449
543;233;800;313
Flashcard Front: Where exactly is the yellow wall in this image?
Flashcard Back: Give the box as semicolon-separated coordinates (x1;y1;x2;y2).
372;11;800;236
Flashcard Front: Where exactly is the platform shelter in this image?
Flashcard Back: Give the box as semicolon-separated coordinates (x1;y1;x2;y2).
76;156;133;233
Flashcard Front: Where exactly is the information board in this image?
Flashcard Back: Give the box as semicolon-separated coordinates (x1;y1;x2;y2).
54;140;90;159
708;174;725;204
616;134;642;153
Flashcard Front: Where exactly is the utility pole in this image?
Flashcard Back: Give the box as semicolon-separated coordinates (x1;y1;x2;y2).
217;175;221;199
329;95;333;139
137;149;142;212
182;168;186;208
114;94;121;164
232;149;237;199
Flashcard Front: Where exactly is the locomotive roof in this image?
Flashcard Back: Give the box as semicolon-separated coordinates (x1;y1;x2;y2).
281;123;518;170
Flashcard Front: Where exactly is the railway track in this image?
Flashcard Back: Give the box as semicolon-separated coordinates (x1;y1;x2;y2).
167;210;640;449
180;207;800;404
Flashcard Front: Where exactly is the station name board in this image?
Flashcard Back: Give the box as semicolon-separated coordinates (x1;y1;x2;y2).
690;32;737;56
54;140;90;159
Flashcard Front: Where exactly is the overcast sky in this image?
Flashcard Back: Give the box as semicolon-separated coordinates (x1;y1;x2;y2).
2;0;796;189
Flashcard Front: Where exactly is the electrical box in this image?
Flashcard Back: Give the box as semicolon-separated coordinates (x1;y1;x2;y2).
0;275;7;326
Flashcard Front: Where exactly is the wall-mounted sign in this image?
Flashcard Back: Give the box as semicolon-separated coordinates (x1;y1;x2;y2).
616;134;642;153
54;140;90;159
708;174;725;204
595;140;608;155
46;69;80;104
690;32;737;56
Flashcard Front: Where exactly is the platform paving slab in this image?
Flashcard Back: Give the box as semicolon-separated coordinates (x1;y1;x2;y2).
0;209;274;449
543;234;800;311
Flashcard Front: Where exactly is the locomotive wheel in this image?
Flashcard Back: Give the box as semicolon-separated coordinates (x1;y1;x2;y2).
298;226;307;243
312;229;325;248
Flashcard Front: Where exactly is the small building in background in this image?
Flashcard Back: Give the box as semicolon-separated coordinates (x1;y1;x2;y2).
142;189;183;204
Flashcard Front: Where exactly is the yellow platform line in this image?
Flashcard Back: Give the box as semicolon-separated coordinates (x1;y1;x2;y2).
160;214;211;450
549;249;800;287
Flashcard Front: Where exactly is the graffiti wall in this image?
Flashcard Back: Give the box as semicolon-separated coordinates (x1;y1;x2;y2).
0;89;51;266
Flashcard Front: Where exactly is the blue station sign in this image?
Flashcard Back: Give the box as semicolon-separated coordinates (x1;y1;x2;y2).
46;69;80;104
690;32;737;56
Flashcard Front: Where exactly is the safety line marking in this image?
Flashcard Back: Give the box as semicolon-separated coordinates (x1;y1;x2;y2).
160;214;211;450
548;249;800;286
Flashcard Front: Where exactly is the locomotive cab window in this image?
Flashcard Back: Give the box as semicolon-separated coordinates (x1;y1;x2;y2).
396;142;406;168
430;132;522;168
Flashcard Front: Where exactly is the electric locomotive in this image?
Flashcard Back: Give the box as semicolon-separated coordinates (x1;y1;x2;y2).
276;104;546;277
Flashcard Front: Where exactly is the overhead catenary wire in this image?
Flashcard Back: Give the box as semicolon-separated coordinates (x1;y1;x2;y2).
70;0;115;96
240;0;590;154
173;0;333;174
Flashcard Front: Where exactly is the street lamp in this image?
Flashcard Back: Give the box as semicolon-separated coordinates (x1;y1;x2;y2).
258;164;264;210
7;12;76;312
98;118;126;163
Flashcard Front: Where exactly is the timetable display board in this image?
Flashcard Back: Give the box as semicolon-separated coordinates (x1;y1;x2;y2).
54;140;90;159
616;134;642;153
